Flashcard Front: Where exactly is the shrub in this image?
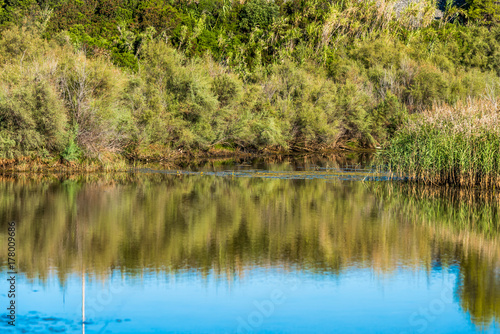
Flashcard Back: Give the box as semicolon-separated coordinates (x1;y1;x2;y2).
407;65;449;109
60;126;81;162
211;73;242;107
466;0;500;24
0;78;67;158
137;41;220;149
57;51;131;158
238;0;280;33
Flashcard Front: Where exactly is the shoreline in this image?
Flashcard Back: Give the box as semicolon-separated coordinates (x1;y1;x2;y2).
0;147;377;173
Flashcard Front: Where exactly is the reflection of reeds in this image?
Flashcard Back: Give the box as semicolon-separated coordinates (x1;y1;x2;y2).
372;182;500;326
384;98;500;188
374;183;500;236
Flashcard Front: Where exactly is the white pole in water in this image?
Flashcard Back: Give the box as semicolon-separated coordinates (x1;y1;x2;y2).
77;212;85;334
82;269;85;334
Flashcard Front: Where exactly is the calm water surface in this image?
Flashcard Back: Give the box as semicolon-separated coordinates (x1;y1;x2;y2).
0;157;499;333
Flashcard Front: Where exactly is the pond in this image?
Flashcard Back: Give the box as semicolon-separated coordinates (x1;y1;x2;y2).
0;156;499;333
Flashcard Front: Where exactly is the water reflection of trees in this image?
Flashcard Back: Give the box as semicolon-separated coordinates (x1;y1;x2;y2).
0;173;499;326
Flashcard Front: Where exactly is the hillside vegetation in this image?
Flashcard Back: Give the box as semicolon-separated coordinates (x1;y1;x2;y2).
1;0;500;167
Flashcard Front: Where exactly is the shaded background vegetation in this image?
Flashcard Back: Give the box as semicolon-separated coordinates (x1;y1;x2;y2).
1;0;500;162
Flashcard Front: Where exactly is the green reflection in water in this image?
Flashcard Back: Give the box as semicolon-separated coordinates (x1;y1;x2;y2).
0;171;499;327
374;184;500;328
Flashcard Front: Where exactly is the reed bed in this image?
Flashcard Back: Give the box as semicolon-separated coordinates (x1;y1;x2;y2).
383;98;500;187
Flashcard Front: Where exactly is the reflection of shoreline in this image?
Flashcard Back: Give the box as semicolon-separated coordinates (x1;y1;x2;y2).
0;174;499;325
1;177;499;270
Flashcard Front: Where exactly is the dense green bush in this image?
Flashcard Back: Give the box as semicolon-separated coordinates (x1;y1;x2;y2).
0;28;68;159
0;0;500;164
466;0;500;24
0;79;67;158
238;0;280;32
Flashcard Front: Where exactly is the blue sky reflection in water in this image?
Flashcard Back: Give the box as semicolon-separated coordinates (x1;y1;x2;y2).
0;158;499;333
2;267;490;333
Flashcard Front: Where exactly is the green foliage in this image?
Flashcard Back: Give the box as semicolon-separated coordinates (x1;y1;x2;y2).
238;0;280;32
466;0;500;24
136;40;219;149
211;73;241;107
0;77;67;158
60;125;81;162
372;91;407;141
408;65;449;109
0;25;46;62
1;1;500;162
135;0;179;33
